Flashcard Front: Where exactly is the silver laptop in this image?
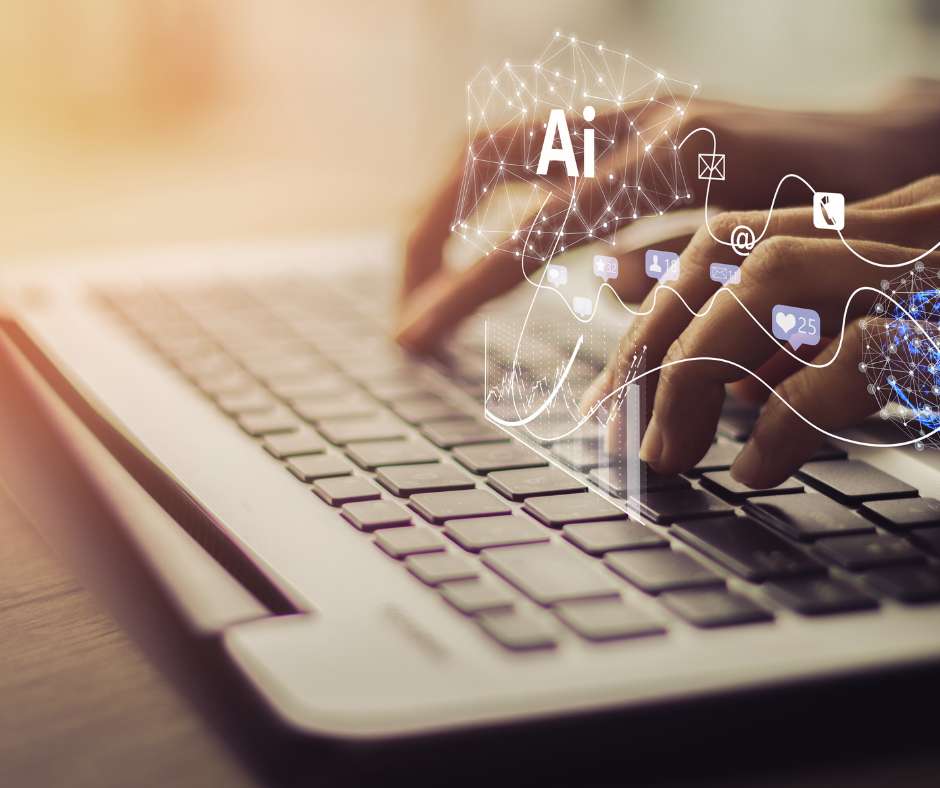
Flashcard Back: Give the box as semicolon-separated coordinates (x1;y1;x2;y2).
3;239;940;743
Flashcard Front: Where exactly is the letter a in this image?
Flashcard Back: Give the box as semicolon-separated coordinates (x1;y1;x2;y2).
536;109;578;177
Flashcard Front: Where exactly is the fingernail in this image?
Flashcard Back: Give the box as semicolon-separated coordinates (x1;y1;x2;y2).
731;439;764;487
639;418;663;465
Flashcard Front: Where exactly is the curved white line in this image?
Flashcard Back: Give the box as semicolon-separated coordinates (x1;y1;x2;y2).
837;228;940;267
486;354;940;449
517;271;940;369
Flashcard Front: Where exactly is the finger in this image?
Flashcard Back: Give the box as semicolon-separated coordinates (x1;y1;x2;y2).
729;319;875;488
850;174;940;210
640;238;926;475
727;342;829;404
401;117;560;302
401;150;469;302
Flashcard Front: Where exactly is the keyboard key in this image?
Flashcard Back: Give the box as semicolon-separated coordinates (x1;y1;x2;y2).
194;369;255;396
292;395;377;423
317;416;406;445
744;495;875;541
312;476;381;506
477;610;557;650
410;489;511;523
910;528;940;557
681;515;824;580
605;550;723;594
523;492;627;527
364;379;430;402
405;553;478;585
374;527;446;558
235;406;301;435
589;464;690;496
377;464;475;496
865;566;940;603
421;419;508;449
562;521;667;556
662;589;772;627
453;442;548;475
267;375;346;401
810;443;849;462
861;498;940;531
689;442;741;475
716;409;757;442
286;454;353;482
341;500;412;532
217;388;277;415
815;533;925;571
481;543;619;605
445;515;549;552
487;467;587;501
630;488;734;524
767;577;877;616
439;579;515;614
261;428;327;459
797;460;918;505
550;438;609;472
242;355;325;381
345;440;439;471
699;471;804;501
555;599;666;641
390;396;465;424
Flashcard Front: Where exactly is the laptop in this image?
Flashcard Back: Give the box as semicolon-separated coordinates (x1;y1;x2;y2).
3;237;940;750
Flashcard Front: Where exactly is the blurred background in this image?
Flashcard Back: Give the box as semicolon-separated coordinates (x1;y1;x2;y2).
2;0;939;262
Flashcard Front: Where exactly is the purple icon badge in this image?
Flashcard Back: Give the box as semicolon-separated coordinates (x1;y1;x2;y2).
772;305;821;350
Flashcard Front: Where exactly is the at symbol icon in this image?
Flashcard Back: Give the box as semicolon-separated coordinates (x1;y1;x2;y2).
730;225;756;257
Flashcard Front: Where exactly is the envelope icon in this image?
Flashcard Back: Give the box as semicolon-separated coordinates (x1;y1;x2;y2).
697;153;725;181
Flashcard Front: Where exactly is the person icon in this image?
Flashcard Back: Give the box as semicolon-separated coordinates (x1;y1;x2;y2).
650;254;662;274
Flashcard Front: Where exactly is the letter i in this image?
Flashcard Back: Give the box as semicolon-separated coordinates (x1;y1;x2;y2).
582;106;595;178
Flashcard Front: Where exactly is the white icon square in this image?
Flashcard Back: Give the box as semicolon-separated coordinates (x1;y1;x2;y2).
813;192;845;231
697;153;725;181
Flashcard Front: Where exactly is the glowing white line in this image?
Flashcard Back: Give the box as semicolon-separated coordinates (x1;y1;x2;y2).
678;126;938;266
486;354;940;448
837;229;940;267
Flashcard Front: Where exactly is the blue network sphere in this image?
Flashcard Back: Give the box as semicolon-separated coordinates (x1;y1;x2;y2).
861;266;940;450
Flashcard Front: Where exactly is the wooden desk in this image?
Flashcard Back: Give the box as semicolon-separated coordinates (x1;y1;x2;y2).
0;484;258;788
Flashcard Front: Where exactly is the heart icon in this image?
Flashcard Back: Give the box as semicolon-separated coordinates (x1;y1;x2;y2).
775;311;796;334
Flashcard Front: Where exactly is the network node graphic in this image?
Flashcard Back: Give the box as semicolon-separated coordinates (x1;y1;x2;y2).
861;265;940;450
453;33;696;264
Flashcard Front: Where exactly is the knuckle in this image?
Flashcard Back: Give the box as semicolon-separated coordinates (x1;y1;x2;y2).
709;211;744;240
748;235;803;278
918;174;940;193
659;334;694;388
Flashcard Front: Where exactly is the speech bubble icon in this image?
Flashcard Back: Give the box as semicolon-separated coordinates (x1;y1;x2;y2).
593;254;619;282
645;249;680;282
709;262;741;286
572;296;593;318
546;263;568;286
772;304;821;350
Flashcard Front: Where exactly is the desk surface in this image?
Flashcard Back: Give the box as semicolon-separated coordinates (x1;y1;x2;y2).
0;484;257;788
3;478;940;788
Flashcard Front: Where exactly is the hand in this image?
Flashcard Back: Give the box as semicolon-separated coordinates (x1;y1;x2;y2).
581;175;940;488
396;85;940;353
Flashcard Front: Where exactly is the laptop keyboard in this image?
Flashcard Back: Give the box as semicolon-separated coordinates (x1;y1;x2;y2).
94;275;940;652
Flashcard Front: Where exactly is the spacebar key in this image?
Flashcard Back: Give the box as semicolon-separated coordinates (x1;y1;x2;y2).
481;543;619;605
